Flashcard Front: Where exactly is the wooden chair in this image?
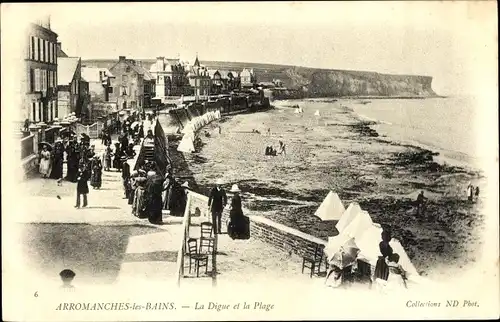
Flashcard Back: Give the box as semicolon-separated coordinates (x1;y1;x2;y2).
199;221;215;255
301;243;324;278
186;238;208;277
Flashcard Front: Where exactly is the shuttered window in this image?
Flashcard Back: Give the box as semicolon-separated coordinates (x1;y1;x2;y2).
34;37;39;61
31;102;36;122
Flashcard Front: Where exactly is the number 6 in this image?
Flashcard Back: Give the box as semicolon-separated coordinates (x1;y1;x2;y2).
34;291;38;297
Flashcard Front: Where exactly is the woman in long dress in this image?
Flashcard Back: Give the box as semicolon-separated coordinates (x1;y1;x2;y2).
39;145;52;178
90;156;103;189
104;144;113;171
132;176;148;218
113;143;123;171
144;171;164;224
49;141;64;180
375;253;408;292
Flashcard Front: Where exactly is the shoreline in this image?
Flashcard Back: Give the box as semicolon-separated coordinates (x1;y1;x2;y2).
165;101;484;279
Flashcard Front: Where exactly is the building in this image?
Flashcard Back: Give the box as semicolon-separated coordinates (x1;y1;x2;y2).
22;19;59;124
208;69;241;94
240;68;256;88
57;57;89;120
135;62;155;109
109;56;145;112
149;57;187;100
81;67;117;120
187;55;211;99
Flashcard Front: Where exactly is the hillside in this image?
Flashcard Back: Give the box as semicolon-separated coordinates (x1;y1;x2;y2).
82;58;437;97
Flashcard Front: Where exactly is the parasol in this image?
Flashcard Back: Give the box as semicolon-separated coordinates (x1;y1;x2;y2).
328;237;360;269
38;141;53;151
130;121;139;129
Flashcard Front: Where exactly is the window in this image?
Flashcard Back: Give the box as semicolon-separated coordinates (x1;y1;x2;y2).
34;69;41;92
54;71;57;87
55;101;58;118
53;43;56;64
108;87;113;94
30;36;35;60
34;37;39;61
126;66;130;72
31;102;36;122
41;39;45;62
121;86;128;95
48;42;52;64
38;102;42;122
29;69;35;92
122;75;128;82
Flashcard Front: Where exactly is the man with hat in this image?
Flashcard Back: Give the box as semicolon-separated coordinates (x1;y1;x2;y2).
208;178;227;234
59;269;76;289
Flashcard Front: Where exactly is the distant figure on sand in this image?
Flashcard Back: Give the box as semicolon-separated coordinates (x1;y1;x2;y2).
466;182;474;202
415;191;428;216
279;141;286;156
474;186;480;202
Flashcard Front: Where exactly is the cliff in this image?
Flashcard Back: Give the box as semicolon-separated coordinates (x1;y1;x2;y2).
82;59;436;97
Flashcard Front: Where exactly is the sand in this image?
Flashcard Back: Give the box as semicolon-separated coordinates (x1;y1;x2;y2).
163;101;485;279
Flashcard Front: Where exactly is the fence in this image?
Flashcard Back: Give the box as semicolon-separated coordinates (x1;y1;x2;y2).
75;122;104;139
21;134;35;159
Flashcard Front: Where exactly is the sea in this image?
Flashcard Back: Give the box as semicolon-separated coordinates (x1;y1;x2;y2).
346;96;485;170
295;96;487;171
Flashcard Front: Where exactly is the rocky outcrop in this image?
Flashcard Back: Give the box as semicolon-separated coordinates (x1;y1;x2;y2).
304;69;436;97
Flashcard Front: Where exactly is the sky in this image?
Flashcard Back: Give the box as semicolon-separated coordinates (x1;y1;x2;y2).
2;1;498;96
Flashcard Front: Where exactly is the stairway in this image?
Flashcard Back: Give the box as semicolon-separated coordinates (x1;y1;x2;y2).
143;145;155;162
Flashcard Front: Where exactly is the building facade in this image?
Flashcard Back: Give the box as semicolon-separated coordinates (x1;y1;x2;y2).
57;57;90;120
240;68;256;88
149;57;187;99
135;62;155;109
109;56;145;112
209;70;241;94
81;67;117;121
187;56;211;99
22;20;59;124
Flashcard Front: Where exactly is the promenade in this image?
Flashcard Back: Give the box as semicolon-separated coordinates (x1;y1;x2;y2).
11;135;183;286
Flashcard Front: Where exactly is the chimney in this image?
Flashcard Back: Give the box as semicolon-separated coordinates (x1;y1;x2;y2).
119;56;126;61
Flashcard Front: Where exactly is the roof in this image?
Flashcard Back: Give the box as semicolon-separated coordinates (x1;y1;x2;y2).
135;65;153;80
81;67;114;83
57;57;80;85
57;45;68;58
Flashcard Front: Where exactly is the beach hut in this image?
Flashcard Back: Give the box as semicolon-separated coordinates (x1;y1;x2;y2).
341;210;373;240
314;110;320;117
336;202;363;233
177;136;195;153
313;191;345;221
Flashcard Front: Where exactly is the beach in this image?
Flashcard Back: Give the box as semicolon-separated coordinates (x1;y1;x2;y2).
162;99;485;279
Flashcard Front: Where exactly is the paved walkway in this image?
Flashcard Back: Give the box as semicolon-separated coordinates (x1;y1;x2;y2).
13;135;184;285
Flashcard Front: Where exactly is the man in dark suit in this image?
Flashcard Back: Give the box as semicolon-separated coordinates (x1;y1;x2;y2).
208;178;227;234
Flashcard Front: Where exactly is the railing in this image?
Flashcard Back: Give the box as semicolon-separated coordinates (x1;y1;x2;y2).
175;193;193;287
21;134;35;159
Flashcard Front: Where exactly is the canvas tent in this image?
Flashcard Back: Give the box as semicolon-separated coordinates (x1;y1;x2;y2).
314;191;345;221
314;110;320;116
336;202;363;233
341;210;373;240
177;136;195;153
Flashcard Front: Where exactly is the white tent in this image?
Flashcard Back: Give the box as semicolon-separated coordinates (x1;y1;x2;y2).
313;191;345;221
177;136;195;153
342;210;373;240
336;202;363;233
314;110;320;116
